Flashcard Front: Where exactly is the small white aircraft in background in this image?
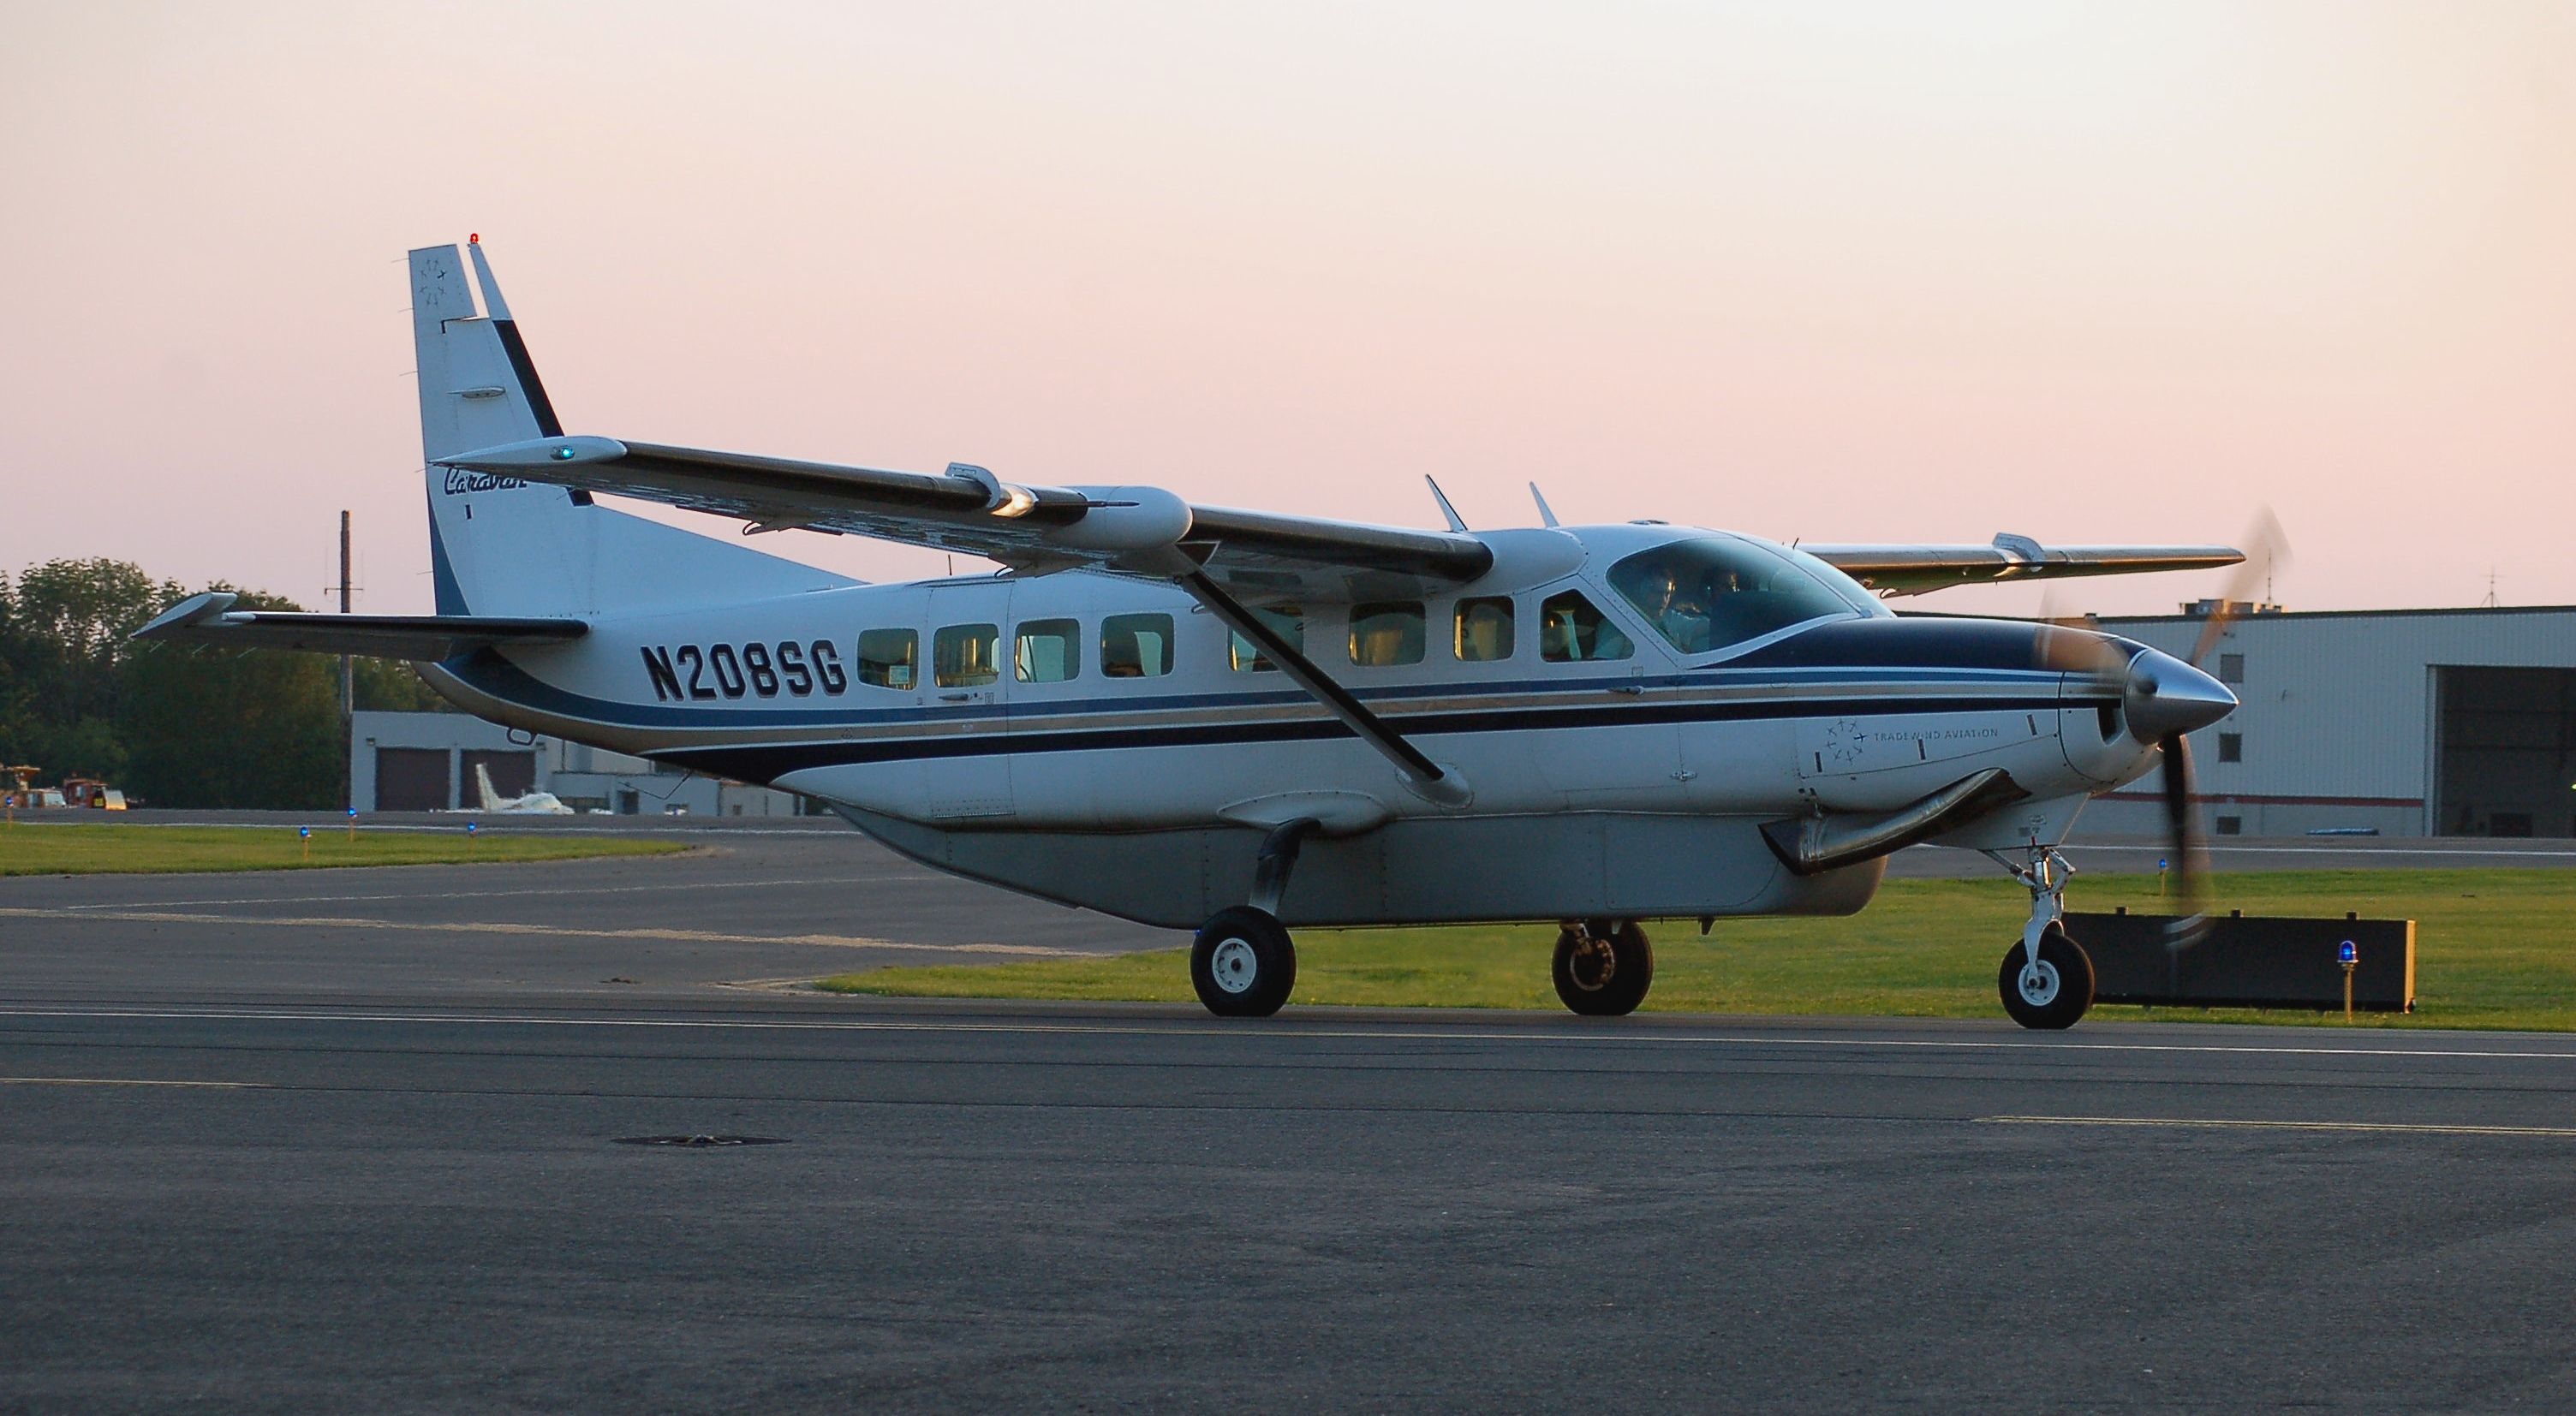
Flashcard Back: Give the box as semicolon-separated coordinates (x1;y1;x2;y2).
140;238;2248;1027
470;762;572;816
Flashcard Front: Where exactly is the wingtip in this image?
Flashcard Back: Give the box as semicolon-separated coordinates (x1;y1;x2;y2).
131;591;239;641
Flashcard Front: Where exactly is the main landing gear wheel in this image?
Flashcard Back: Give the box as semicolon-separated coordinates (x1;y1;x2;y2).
1999;924;2095;1031
1553;919;1653;1017
1191;905;1297;1018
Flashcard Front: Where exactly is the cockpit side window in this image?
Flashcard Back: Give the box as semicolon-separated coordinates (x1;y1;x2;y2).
1539;590;1633;663
1606;538;1856;654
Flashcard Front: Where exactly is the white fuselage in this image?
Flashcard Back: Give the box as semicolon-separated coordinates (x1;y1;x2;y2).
424;524;2162;928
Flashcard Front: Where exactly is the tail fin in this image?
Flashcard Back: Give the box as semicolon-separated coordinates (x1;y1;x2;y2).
474;761;501;810
409;239;854;617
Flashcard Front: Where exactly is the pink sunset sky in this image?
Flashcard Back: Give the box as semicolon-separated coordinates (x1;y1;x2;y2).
3;1;2569;618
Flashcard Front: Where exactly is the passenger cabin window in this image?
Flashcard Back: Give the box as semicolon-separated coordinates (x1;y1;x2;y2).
1014;619;1080;683
856;628;917;689
1540;590;1632;663
933;623;1000;687
1228;604;1304;672
1100;614;1174;678
1606;538;1854;654
1347;601;1426;667
1454;597;1514;662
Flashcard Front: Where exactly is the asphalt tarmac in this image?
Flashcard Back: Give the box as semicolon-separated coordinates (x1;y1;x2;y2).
3;824;2572;1411
0;828;1177;1006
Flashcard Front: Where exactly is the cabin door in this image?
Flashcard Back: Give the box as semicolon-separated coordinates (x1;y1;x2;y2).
919;581;1014;821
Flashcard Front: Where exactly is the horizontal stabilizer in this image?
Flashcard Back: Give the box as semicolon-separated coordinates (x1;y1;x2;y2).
132;592;587;662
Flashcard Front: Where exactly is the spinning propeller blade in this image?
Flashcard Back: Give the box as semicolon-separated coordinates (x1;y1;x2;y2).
2158;730;2210;946
2160;509;2283;945
2187;509;2290;669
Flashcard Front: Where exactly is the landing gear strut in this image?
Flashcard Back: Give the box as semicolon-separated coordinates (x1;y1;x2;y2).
1553;919;1653;1016
1988;845;2095;1030
1190;818;1317;1018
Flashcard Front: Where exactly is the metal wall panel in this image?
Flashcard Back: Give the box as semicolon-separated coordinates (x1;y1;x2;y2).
2075;608;2576;838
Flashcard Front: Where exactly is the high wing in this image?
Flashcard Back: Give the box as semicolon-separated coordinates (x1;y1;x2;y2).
1799;533;2243;597
132;592;587;661
435;436;1493;598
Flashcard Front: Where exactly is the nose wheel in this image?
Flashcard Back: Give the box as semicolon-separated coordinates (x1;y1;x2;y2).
1553;919;1653;1016
1998;923;2095;1030
1986;844;2099;1030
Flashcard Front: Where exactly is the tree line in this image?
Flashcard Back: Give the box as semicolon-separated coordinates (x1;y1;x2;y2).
0;557;450;809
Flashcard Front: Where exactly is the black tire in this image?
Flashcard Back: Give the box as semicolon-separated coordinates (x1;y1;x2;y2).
1191;906;1297;1017
1553;920;1653;1016
1998;924;2095;1030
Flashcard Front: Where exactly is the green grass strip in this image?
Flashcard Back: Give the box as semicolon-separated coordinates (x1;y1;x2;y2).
819;868;2576;1031
0;824;688;876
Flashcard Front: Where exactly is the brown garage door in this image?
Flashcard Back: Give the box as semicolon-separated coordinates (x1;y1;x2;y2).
461;750;538;806
375;748;450;812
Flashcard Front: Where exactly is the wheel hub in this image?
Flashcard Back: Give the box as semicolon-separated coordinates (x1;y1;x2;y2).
1208;937;1260;995
1568;937;1617;991
2017;960;2060;1007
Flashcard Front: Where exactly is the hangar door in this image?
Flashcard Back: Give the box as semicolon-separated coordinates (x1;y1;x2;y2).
2436;667;2576;837
374;748;451;812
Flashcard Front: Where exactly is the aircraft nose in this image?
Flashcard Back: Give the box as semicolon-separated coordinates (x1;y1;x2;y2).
2123;648;2237;741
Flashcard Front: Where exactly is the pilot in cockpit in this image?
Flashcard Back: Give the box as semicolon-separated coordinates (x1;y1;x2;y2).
1645;568;1717;655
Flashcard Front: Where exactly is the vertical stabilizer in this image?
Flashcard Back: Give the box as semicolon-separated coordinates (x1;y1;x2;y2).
408;239;855;617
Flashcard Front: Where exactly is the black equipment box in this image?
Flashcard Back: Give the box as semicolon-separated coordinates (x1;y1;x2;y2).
2060;911;2416;1012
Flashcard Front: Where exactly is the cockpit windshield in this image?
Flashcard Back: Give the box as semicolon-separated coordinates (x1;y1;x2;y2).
1607;537;1860;655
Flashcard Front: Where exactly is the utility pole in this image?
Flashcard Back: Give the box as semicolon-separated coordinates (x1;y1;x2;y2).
339;510;355;812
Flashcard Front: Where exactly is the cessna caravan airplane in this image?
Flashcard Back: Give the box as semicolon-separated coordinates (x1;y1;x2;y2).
139;239;2246;1027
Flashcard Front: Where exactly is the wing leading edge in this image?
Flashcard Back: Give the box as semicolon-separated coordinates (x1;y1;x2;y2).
1801;534;2243;596
437;436;1493;596
441;438;2239;600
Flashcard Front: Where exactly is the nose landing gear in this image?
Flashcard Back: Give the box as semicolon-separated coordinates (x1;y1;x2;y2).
1553;919;1653;1016
1989;845;2096;1029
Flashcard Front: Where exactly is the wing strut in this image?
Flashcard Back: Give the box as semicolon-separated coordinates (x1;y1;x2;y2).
1176;571;1470;807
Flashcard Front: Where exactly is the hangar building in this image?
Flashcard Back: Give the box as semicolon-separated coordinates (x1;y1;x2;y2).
2072;604;2576;840
349;711;810;817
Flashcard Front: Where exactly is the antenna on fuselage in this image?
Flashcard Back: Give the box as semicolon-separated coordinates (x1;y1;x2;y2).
1424;476;1469;532
1528;482;1561;528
